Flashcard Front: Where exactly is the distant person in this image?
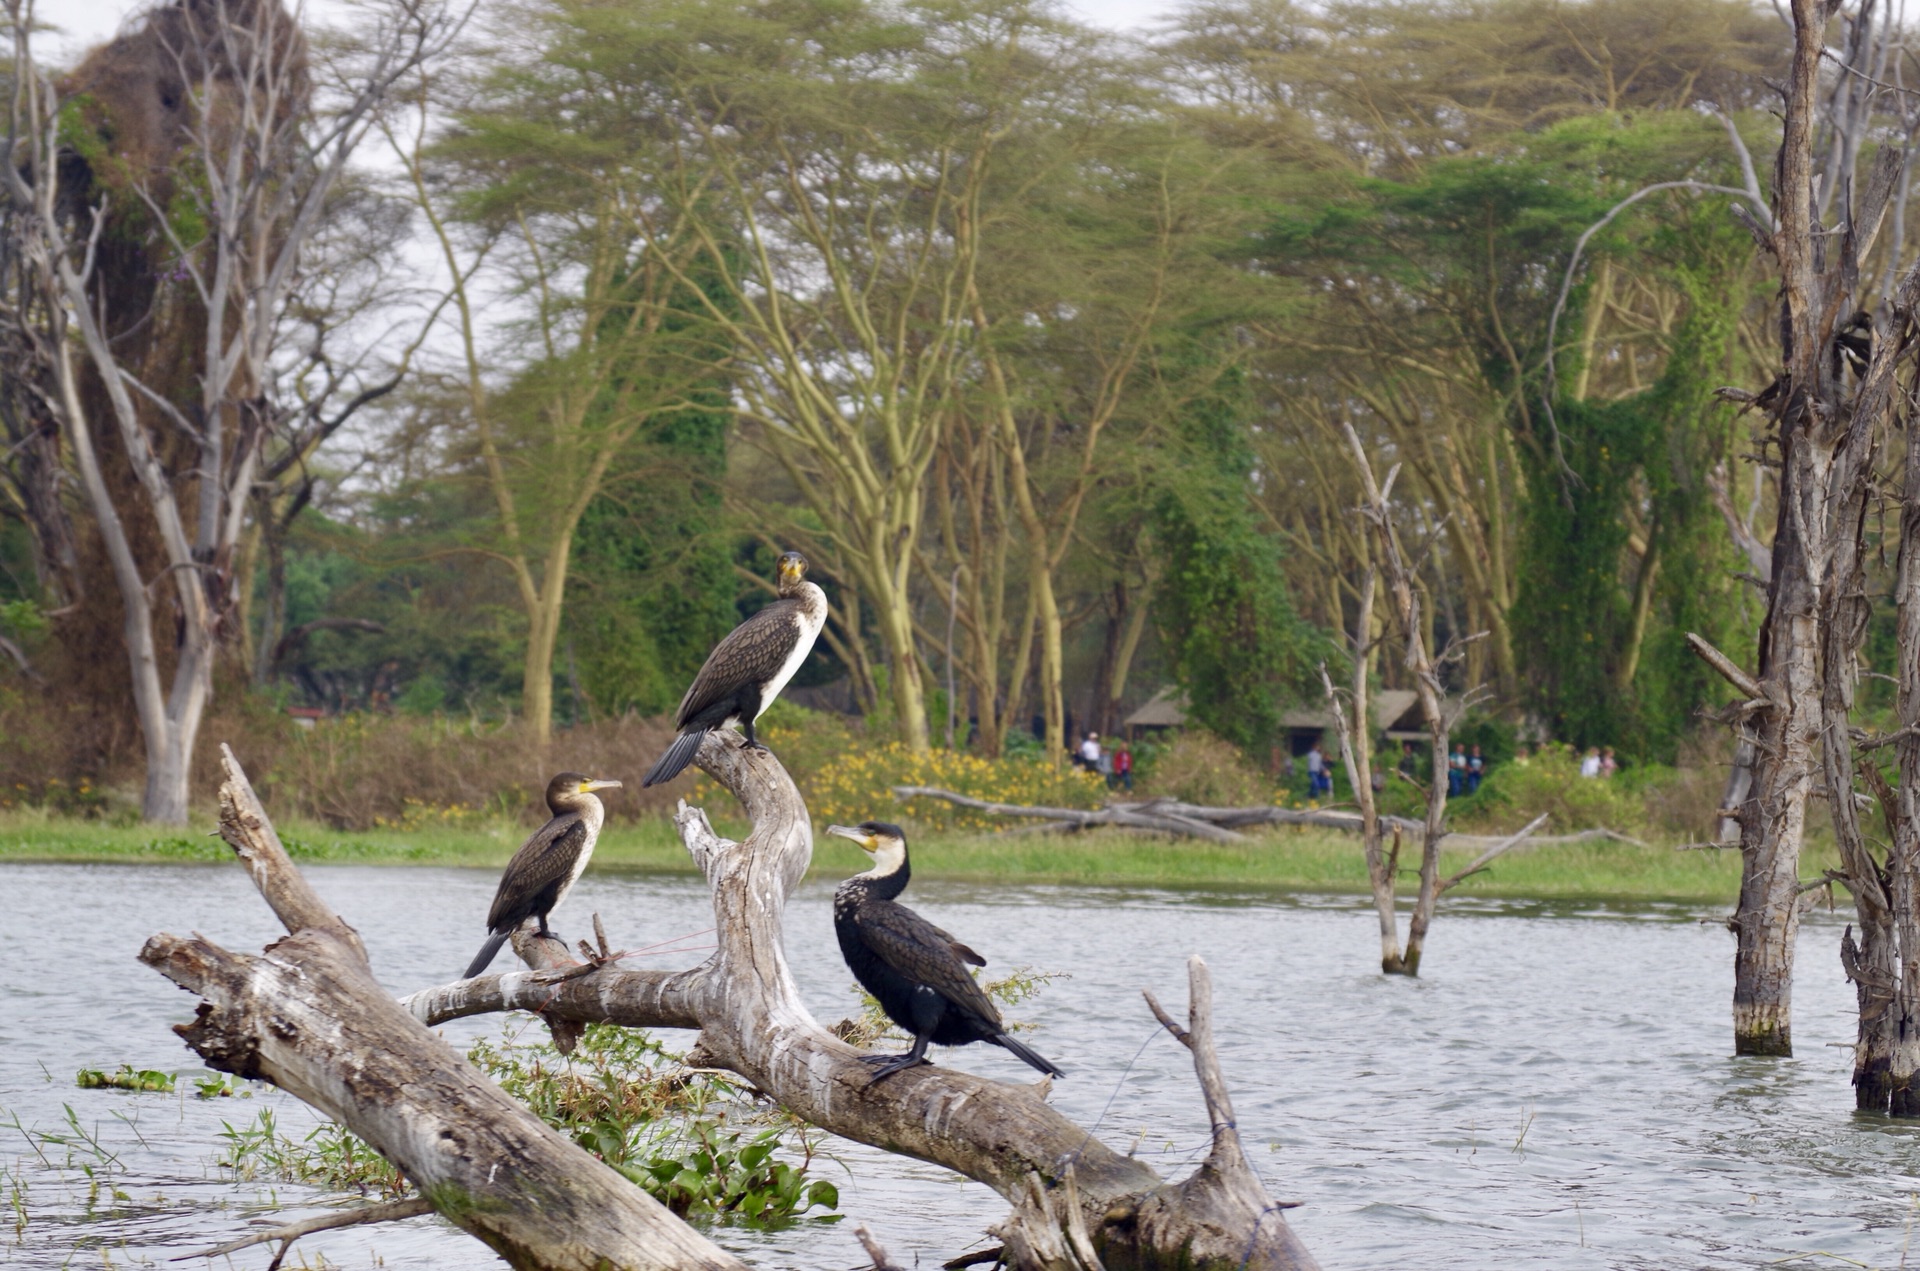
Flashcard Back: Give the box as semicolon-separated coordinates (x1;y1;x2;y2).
1580;747;1602;779
1370;764;1386;795
1448;743;1467;796
1306;741;1328;798
1398;741;1417;779
1599;746;1618;779
1097;744;1115;787
1114;742;1133;793
1079;731;1102;770
1467;744;1485;794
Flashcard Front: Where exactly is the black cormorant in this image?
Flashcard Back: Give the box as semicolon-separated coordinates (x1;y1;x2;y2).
828;821;1065;1083
462;772;622;979
641;551;827;787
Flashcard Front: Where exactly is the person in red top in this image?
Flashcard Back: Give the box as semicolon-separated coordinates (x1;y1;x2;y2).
1114;741;1134;792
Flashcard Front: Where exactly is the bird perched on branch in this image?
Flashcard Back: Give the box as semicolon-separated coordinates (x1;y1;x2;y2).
463;772;621;979
829;821;1065;1084
641;550;827;787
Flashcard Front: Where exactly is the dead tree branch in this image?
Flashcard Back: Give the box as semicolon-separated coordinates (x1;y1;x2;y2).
143;747;745;1271
1438;813;1551;893
176;1196;435;1265
409;734;1321;1270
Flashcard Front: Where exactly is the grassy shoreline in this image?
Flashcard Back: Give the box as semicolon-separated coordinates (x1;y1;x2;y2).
0;810;1827;903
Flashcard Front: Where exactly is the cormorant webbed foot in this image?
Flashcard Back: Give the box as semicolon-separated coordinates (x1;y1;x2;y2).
861;1052;931;1083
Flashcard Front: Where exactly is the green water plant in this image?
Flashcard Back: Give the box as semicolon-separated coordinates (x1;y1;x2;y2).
74;1067;174;1094
211;1018;844;1227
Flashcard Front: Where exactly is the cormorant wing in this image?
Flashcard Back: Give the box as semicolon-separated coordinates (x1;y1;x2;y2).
486;813;589;930
857;900;1003;1025
674;598;804;727
926;922;986;967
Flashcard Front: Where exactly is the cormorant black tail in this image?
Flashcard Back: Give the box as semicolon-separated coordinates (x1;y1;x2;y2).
642;729;708;787
463;930;510;980
994;1032;1065;1079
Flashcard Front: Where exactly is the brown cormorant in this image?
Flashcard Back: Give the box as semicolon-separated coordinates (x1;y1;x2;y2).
641;551;827;787
828;821;1064;1083
463;772;622;979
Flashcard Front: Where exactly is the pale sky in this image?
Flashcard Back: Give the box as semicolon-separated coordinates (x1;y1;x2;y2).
47;0;1175;64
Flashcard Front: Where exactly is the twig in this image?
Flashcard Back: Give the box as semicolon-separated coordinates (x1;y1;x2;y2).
174;1197;434;1264
855;1223;907;1271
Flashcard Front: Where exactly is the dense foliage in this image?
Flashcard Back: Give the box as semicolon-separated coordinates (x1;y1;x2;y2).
0;0;1820;809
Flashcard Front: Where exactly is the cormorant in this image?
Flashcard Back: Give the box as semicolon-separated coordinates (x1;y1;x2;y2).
462;772;622;979
641;550;827;787
828;821;1065;1083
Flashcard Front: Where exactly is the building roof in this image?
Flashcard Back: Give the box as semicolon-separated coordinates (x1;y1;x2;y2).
1122;686;1189;729
1125;686;1451;735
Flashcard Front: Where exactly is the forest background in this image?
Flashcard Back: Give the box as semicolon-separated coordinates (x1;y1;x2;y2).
0;0;1833;846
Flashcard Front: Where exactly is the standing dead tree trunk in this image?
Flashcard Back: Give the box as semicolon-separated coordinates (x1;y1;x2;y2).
1835;265;1920;1113
409;733;1320;1270
1688;0;1911;1058
1336;418;1491;975
1318;567;1407;973
140;746;745;1270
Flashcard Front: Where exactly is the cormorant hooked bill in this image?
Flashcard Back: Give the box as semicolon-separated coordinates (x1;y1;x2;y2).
641;550;827;787
463;772;622;979
828;821;1065;1084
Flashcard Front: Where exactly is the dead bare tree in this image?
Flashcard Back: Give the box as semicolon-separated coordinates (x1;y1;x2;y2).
406;732;1320;1269
0;0;460;821
1682;0;1920;1058
1844;358;1920;1113
1325;418;1536;974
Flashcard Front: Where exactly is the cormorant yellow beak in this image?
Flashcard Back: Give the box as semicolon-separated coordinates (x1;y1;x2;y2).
826;824;877;852
580;778;623;793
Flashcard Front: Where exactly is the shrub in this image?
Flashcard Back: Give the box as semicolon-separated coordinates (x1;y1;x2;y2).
1135;730;1272;806
261;712;685;830
809;742;1105;832
1448;742;1652;836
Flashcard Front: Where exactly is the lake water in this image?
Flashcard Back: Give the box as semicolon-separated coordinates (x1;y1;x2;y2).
0;861;1904;1269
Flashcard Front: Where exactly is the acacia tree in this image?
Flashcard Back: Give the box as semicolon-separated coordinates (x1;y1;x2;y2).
388;39;728;746
1;0;457;821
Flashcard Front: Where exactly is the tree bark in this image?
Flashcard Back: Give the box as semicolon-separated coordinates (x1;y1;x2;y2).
1319;569;1407;974
142;746;745;1270
410;733;1321;1270
1339;420;1456;977
1841;269;1920;1113
1705;0;1903;1057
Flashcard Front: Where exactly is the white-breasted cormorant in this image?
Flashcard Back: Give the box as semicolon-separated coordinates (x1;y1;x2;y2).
641;550;827;787
828;821;1065;1083
462;772;622;979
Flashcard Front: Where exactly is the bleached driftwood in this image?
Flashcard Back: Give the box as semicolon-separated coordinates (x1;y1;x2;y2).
892;784;1641;850
141;745;745;1271
408;733;1321;1270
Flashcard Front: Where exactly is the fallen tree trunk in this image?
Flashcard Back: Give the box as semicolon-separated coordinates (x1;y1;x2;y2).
409;734;1320;1270
892;784;1639;851
141;746;746;1271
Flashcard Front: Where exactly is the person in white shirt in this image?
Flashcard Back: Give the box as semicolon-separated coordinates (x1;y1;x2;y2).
1580;747;1601;779
1079;732;1102;768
